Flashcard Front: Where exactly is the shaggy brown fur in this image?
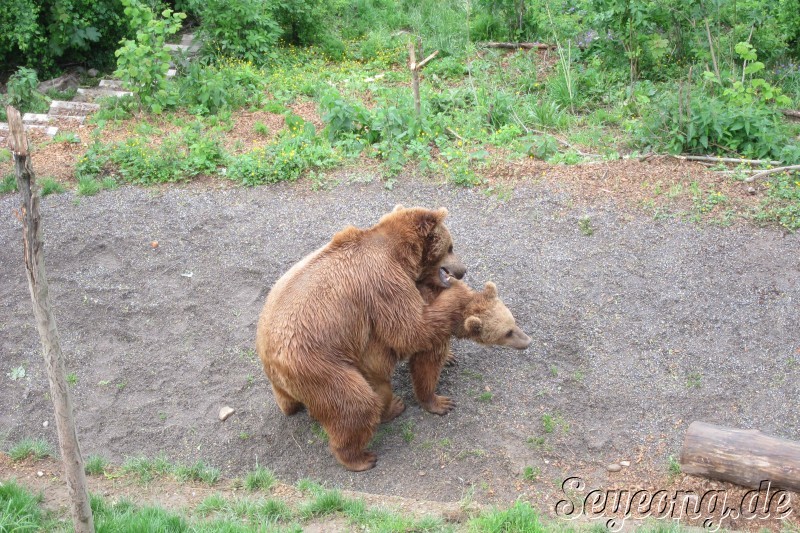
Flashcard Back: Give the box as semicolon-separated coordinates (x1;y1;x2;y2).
256;206;467;471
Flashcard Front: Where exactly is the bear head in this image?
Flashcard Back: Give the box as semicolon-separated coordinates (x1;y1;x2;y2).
385;204;466;289
461;282;531;350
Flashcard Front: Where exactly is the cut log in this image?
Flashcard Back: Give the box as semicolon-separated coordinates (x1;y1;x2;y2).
680;421;800;491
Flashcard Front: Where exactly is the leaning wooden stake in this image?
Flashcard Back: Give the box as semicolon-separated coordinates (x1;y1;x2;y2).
408;38;438;117
680;421;800;491
7;106;95;533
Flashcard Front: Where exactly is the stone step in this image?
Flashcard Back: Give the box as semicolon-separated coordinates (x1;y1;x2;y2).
23;113;51;125
98;79;124;90
75;87;133;102
0;123;58;137
49;100;99;119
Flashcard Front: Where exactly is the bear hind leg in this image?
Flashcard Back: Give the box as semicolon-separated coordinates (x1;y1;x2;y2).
272;383;304;416
307;368;382;472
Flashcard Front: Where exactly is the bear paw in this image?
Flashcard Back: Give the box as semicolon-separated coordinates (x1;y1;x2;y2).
423;394;455;415
335;449;378;472
381;396;406;423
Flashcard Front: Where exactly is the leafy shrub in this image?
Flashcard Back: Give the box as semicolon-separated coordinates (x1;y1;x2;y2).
227;114;338;185
195;0;281;62
114;0;185;113
3;68;48;115
179;59;266;114
0;0;127;75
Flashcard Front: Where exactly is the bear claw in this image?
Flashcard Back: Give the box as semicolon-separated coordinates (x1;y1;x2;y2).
423;395;455;415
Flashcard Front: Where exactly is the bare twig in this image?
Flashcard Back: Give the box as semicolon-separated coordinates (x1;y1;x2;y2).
743;165;800;183
705;19;721;84
445;127;464;142
781;109;800;120
679;154;782;166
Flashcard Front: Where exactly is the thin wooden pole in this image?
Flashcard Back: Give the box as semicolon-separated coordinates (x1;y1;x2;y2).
7;106;95;533
408;38;438;117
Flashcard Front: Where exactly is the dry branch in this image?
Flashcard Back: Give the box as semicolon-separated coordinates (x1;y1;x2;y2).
743;164;800;182
781;109;800;120
681;421;800;491
479;41;554;50
675;154;782;166
7;105;95;533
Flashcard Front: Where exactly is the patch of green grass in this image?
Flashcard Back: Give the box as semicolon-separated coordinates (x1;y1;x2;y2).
0;479;43;531
77;175;117;196
85;455;108;476
253;121;270;136
39;177;65;196
7;366;25;381
668;455;682;480
0;175;18;194
401;421;415;444
196;493;227;515
296;478;325;495
91;494;188;531
755;171;800;232
461;369;483;380
120;454;173;484
685;372;703;389
53;131;81;144
468;500;545;532
174;460;220;485
310;422;329;443
300;489;349;518
8;438;52;462
244;465;275;492
541;413;569;434
578;216;594;236
66;372;78;387
477;391;493;402
522;466;541;482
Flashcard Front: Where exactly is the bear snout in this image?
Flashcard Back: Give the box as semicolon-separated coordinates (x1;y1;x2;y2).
509;328;532;350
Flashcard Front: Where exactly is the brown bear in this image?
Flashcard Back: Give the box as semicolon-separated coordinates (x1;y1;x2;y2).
256;206;467;471
407;280;532;416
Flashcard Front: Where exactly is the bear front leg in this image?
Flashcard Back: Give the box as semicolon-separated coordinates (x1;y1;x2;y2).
409;343;454;415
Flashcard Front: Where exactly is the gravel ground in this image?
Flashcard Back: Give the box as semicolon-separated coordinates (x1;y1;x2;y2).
1;176;799;528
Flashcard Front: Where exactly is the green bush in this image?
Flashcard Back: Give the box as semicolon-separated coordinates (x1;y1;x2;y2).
1;0;128;76
179;59;266;114
3;68;49;115
114;0;185;113
195;0;281;62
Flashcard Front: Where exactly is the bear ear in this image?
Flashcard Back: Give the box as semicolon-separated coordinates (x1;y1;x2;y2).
483;281;497;299
435;207;449;219
464;316;482;335
393;204;405;212
415;209;444;236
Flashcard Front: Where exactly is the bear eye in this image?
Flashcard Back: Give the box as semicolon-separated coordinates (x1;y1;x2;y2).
506;330;513;338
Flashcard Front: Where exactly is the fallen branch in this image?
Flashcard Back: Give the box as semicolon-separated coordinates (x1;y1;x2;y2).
479;41;554;50
743;164;800;182
781;109;800;120
445;127;464;142
676;154;781;166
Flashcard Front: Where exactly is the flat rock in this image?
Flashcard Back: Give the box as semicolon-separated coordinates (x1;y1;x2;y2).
607;463;622;472
49;100;99;118
620;460;630;467
219;406;235;421
38;73;80;94
22;113;51;125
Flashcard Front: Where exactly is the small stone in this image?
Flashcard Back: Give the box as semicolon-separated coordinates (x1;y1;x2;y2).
418;471;426;476
219;406;235;421
607;463;622;472
747;187;756;195
620;460;630;467
37;471;44;477
42;421;49;428
87;68;99;77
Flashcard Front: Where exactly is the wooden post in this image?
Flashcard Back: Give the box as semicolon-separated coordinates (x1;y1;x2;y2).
680;421;800;491
6;106;95;533
407;38;438;117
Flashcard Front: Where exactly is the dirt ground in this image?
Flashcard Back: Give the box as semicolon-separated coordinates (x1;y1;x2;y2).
1;174;799;531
